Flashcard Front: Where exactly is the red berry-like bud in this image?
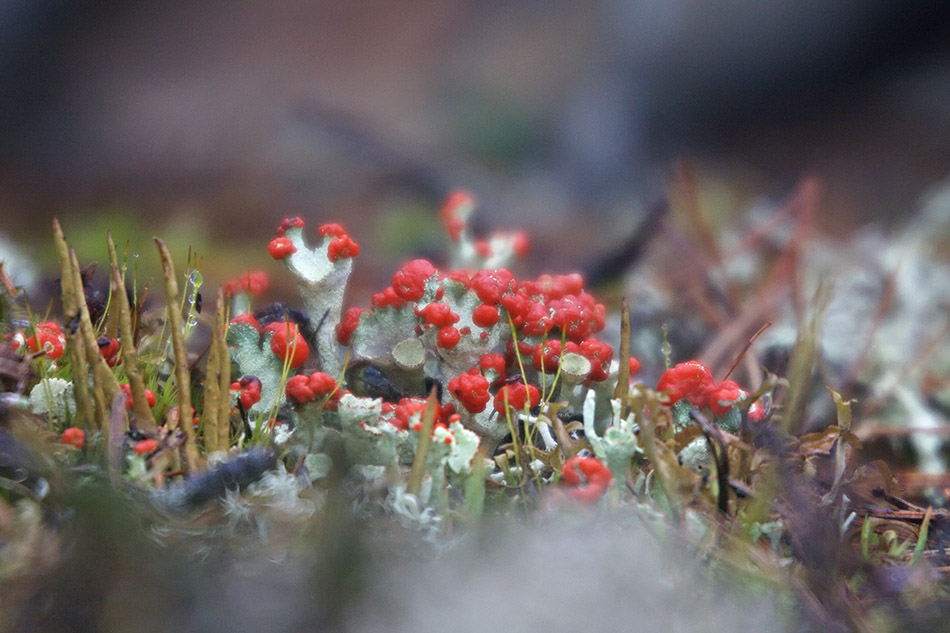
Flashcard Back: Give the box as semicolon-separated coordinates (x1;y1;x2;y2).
419;302;459;328
392;259;437;302
437;325;461;349
285;375;314;405
276;216;305;236
560;455;612;504
223;270;270;296
327;235;360;262
448;369;491;413
337;307;366;345
478;353;506;376
470;269;514;304
268;237;297;260
133;439;159;455
229;313;262;331
440;190;474;242
579;338;613;381
657;361;715;407
61;427;85;449
493;381;540;414
707;380;743;416
318;223;347;238
265;322;309;368
471;303;500;328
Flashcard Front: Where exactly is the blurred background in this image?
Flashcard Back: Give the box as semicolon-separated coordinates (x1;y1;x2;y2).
0;0;948;289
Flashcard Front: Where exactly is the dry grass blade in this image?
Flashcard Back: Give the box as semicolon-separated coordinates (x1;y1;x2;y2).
107;233;157;432
52;219;94;426
782;282;832;435
70;246;125;431
155;237;201;472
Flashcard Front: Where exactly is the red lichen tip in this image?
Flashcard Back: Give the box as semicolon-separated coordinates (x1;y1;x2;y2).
493;381;540;414
436;325;461;349
286;371;339;407
327;235;360;262
392;259;437;302
120;383;157;409
133;439;159;455
707;380;743;416
579;338;613;381
657;361;715;407
470;268;515;305
448;369;491;413
268;237;297;260
337;307;366;345
318;223;347;238
417;302;459;328
471;303;500;328
511;231;530;257
229;313;262;331
27;321;66;360
223;270;270;296
264;321;310;368
560;455;612;504
276;216;305;236
61;427;85;449
439;190;475;242
98;336;121;367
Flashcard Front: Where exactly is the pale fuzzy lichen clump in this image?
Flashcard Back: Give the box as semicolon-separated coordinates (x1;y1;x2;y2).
29;378;76;423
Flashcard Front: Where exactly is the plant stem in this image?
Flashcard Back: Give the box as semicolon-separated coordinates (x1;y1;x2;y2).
155;238;201;472
107;233;157;432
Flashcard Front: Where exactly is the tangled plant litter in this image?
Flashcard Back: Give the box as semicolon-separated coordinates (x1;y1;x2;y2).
1;186;950;631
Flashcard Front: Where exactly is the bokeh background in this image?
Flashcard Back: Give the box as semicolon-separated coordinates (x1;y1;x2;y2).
1;0;949;290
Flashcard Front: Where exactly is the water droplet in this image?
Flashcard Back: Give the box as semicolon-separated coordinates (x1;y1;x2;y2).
187;316;198;328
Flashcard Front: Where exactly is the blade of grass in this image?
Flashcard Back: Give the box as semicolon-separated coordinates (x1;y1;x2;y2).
910;506;933;565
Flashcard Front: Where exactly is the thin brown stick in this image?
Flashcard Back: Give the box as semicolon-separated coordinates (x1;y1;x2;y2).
107;233;156;431
721;321;772;382
613;300;631;403
70;247;124;430
52;220;94;426
155;238;201;472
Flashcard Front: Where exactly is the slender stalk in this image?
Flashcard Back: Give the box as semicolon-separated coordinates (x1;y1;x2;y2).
155;238;201;471
70;248;123;430
613;299;631;403
52;219;94;426
107;233;156;431
201;288;231;453
406;386;438;498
